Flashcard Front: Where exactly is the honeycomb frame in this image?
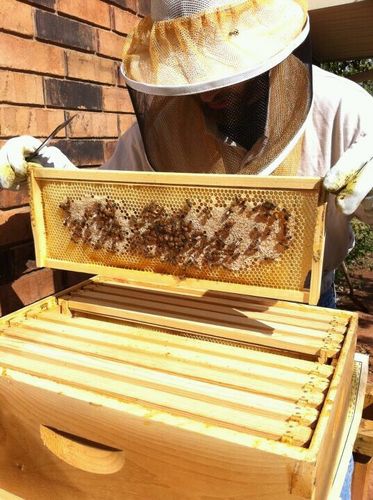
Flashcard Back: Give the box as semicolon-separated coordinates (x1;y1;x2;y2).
29;168;327;304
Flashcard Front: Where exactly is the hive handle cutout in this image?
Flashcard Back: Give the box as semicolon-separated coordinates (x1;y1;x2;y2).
40;425;125;474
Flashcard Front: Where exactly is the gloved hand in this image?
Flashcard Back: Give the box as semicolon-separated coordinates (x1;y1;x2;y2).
323;135;373;221
0;136;76;190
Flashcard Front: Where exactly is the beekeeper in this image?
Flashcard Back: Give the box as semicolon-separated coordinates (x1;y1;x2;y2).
115;0;372;321
0;0;372;299
0;0;371;496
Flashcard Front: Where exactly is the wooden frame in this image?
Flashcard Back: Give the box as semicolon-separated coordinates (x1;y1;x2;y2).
56;277;348;360
29;168;327;304
327;353;369;499
352;381;373;500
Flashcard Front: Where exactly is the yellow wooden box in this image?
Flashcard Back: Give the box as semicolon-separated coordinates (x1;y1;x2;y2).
0;169;361;499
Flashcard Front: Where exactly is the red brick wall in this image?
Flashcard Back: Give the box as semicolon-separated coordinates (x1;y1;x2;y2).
0;0;149;315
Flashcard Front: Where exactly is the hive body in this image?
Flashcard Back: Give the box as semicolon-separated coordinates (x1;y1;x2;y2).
0;169;360;498
0;277;358;499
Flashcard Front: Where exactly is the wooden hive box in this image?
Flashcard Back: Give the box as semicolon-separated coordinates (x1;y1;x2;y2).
0;169;363;499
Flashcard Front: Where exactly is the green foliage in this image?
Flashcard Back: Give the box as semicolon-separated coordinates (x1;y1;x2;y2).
335;218;373;290
321;58;373;95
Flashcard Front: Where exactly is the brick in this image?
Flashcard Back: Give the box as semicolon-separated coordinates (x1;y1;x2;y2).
44;78;102;110
111;0;149;15
102;86;133;112
113;8;139;35
66;51;116;85
0;185;29;209
97;28;124;59
0;206;32;246
67;112;118;138
0;0;34;36
0;267;65;316
23;0;55;8
57;0;111;28
54;139;105;166
35;10;96;52
109;0;137;12
0;32;65;76
0;106;65;138
0;71;44;105
119;113;136;134
0;242;35;284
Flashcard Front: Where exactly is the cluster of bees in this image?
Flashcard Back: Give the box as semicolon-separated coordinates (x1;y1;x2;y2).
59;195;293;272
59;197;127;252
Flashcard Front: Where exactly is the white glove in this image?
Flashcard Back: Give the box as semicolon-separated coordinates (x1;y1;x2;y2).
0;136;76;190
323;135;373;221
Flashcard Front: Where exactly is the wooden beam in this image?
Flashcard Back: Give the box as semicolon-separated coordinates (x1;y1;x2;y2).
30;167;322;189
363;382;373;411
310;0;373;62
351;456;373;500
348;69;373;83
309;0;366;9
354;419;373;457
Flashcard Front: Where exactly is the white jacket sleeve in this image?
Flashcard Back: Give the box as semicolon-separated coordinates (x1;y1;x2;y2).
101;123;153;172
301;67;373;226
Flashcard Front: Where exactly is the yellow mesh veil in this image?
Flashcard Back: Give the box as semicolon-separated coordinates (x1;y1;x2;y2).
122;0;308;93
129;53;311;175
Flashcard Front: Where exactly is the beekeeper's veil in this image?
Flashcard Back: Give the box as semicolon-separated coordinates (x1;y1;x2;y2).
121;0;312;175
